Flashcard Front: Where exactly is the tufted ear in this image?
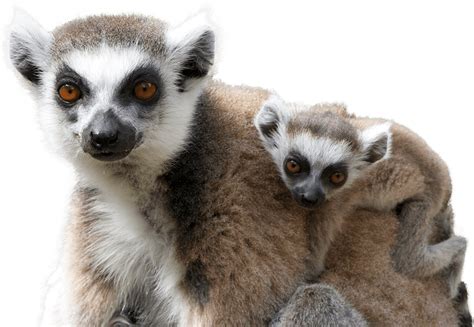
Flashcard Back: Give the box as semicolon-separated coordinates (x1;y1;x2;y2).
254;95;290;149
9;9;52;85
166;13;215;92
359;122;392;163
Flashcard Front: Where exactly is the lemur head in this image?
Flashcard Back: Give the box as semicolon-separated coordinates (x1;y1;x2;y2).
9;11;214;170
255;96;391;209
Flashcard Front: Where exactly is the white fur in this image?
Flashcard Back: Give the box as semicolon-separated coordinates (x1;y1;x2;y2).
78;173;190;325
13;11;215;325
166;12;213;56
359;122;393;160
8;9;52;83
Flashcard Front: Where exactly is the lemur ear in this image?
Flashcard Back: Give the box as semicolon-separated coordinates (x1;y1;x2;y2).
166;13;215;92
359;122;392;163
9;10;52;85
254;95;289;149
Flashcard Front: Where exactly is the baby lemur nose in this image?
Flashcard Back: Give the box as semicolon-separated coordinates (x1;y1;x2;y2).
300;189;325;207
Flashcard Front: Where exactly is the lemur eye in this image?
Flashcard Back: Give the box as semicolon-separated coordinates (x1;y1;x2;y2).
58;84;81;103
329;172;347;186
285;159;302;174
134;81;157;101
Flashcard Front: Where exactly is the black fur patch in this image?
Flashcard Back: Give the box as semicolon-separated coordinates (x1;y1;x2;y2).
454;282;472;327
10;35;42;84
163;95;217;305
175;30;215;92
163;96;213;245
184;259;210;306
116;64;163;110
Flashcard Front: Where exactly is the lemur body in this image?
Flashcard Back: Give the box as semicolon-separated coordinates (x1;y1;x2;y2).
10;13;468;326
255;97;467;296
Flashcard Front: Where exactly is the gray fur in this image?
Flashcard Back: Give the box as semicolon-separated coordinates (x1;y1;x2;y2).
51;15;168;59
270;283;367;327
255;97;468;298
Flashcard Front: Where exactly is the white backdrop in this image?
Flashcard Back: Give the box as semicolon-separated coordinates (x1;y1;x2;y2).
0;0;472;325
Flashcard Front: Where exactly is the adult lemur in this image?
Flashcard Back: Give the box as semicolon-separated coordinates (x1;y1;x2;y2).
10;12;469;326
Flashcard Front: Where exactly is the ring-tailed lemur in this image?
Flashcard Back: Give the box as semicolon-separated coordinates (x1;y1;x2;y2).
255;96;467;297
10;11;467;326
10;11;353;326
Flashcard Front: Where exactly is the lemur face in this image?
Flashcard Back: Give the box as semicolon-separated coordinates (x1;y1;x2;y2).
10;12;214;167
255;96;391;209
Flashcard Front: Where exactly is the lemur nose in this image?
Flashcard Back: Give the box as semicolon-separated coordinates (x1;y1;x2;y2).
300;191;325;207
90;130;119;149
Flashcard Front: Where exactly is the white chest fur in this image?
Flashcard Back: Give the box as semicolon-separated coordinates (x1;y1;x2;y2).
84;181;192;325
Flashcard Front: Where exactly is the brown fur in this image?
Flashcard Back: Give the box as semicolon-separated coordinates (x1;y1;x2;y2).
62;81;462;326
51;15;167;59
12;13;462;325
320;208;459;326
349;118;466;288
264;102;466;290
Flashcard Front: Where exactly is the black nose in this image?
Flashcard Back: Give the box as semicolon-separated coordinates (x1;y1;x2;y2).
90;129;119;149
298;189;325;208
82;109;137;161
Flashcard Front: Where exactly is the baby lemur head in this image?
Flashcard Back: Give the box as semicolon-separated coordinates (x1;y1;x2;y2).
10;11;214;170
255;96;392;209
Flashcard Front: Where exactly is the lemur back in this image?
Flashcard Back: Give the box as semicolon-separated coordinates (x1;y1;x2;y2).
255;97;467;297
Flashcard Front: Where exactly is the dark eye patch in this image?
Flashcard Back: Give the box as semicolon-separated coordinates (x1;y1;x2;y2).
321;162;349;188
116;64;163;108
55;65;91;109
284;151;311;177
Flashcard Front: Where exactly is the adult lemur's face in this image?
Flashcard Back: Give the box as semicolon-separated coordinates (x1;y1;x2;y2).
10;12;214;166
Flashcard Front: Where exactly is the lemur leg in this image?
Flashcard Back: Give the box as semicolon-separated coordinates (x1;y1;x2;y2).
306;210;346;282
391;199;467;281
270;283;367;327
431;204;469;299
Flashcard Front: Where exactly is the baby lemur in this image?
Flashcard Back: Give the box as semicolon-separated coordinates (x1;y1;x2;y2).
255;96;467;296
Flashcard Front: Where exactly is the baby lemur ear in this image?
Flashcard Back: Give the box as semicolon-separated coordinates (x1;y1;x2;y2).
9;10;52;85
166;13;215;92
254;95;289;149
360;122;392;163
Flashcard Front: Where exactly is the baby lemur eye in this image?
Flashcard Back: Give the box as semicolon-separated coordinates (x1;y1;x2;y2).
58;83;81;103
134;81;157;101
329;172;347;186
285;159;302;174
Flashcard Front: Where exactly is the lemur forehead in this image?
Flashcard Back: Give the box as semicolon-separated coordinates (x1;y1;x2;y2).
62;45;152;89
287;110;360;150
51;15;168;60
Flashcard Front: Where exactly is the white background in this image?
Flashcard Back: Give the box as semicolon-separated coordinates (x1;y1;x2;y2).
0;0;473;325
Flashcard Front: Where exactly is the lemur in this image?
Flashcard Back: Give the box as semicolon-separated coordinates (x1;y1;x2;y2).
255;96;467;297
10;11;468;327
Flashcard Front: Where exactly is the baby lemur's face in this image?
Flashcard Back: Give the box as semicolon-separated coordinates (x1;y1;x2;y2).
10;13;214;169
255;96;391;209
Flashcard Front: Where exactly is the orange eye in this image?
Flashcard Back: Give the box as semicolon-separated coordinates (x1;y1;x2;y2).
58;84;81;103
330;172;346;185
134;81;157;101
286;160;302;174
